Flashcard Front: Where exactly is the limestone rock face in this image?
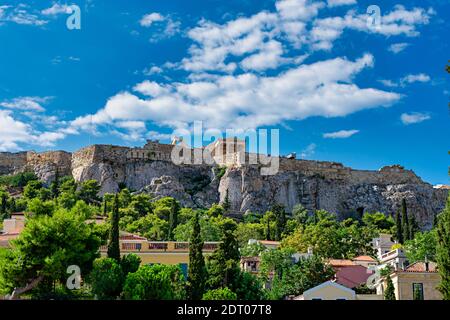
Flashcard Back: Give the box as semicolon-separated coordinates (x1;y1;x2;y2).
0;145;447;230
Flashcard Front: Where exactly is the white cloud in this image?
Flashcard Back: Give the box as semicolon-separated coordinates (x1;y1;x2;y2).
388;42;410;54
323;129;359;138
400;112;431;125
327;0;357;8
275;0;324;21
70;55;401;133
401;73;431;85
379;73;431;88
0;110;65;151
41;3;71;16
144;66;163;75
0;5;47;26
300;143;316;159
139;12;181;42
133;81;170;97
0;96;51;112
140;12;165;27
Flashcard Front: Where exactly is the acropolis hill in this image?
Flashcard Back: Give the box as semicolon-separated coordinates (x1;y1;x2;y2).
0;139;447;229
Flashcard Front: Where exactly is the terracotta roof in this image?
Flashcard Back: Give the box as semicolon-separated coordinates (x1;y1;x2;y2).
353;255;376;262
403;261;438;273
328;259;356;267
119;231;147;241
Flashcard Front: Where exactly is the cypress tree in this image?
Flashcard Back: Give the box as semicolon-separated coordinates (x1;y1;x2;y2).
50;169;59;199
272;204;286;241
401;199;410;241
395;210;403;244
384;276;396;300
436;195;450;300
187;212;206;300
0;192;7;216
409;214;419;240
168;204;179;241
102;197;108;216
107;194;121;262
223;189;230;211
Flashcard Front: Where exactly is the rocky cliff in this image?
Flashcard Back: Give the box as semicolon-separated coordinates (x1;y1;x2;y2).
0;145;447;229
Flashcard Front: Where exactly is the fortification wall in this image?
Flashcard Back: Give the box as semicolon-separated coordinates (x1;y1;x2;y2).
0;152;28;175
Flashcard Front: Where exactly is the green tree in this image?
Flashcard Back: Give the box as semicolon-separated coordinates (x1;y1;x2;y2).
261;211;276;241
395;210;403;244
27;198;55;216
187;212;206;300
362;212;395;233
23;180;43;199
272;204;286;241
77;180;101;205
0;190;8;218
202;287;237;300
409;214;419;240
120;253;141;276
125;214;169;240
404;230;437;263
50;170;60;199
401;199;410;242
384;276;396;300
207;219;240;290
122;264;186;300
107;194;121;262
436;195;450;300
223;190;231;212
207;204;225;217
89;257;124;300
292;204;308;225
0;209;103;298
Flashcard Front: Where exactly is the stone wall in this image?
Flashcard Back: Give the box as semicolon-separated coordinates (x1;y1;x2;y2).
0;152;28;175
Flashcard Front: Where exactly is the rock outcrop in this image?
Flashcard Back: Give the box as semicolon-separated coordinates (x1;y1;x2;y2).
0;143;447;229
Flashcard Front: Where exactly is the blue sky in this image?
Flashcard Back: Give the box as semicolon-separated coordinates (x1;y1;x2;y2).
0;0;448;185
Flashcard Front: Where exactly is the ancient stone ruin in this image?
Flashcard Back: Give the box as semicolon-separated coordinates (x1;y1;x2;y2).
0;139;448;229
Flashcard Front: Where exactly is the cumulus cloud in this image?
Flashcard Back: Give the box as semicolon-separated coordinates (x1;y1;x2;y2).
41;3;72;16
0;4;47;26
327;0;357;8
379;73;431;88
0;96;52;112
388;42;410;54
0;110;65;151
140;12;165;27
400;112;431;125
323;129;359;138
139;12;181;42
70;54;401;133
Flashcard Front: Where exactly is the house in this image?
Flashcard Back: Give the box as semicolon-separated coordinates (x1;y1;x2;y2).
99;232;219;276
353;255;378;269
380;248;409;270
0;213;25;248
372;233;395;259
292;281;357;300
377;261;442;300
248;239;280;250
328;259;374;289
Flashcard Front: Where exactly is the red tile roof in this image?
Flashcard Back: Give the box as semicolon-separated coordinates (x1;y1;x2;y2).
328;259;356;267
353;255;376;262
403;261;438;273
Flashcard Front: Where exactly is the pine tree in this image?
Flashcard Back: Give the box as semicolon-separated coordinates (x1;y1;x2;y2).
0;192;7;216
223;189;230;212
395;210;404;244
187;212;206;300
384;276;396;300
168;204;179;241
50;169;59;199
272;204;286;241
401;199;410;241
409;214;419;240
102;197;108;216
436;195;450;300
107;194;121;262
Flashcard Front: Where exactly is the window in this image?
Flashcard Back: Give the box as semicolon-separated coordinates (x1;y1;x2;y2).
413;283;424;300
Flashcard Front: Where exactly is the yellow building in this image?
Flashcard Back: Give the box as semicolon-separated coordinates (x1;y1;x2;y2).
378;261;442;300
99;232;219;275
